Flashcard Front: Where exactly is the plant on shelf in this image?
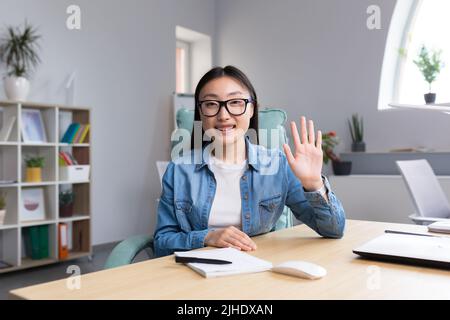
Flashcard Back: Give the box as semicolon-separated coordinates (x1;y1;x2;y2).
348;113;365;152
24;156;45;183
0;191;6;225
413;45;444;104
321;131;352;176
322;131;340;165
0;22;41;101
59;190;74;218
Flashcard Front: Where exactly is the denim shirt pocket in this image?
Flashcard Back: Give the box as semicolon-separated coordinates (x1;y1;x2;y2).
258;194;282;232
175;200;193;232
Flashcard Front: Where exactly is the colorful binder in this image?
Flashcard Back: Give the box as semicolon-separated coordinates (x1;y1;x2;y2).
61;123;78;143
79;124;90;143
58;223;69;260
24;225;49;260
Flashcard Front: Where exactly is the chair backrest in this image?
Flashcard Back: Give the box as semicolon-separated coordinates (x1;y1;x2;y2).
396;159;450;218
171;107;293;230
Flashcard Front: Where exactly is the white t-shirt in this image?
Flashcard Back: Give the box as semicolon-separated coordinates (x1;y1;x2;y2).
207;156;248;230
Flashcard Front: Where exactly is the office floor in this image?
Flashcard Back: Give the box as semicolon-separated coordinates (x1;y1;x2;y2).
0;243;151;300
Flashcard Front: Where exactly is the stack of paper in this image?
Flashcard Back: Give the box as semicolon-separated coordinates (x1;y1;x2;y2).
174;248;273;278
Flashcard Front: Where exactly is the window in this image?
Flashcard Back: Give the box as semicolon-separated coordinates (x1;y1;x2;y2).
378;0;450;109
176;26;212;95
176;40;190;93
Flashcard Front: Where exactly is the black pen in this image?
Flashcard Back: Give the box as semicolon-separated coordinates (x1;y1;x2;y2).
175;256;232;264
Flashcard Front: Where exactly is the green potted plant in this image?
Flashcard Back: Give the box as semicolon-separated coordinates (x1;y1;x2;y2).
322;131;352;176
0;191;6;225
25;156;45;182
59;190;74;217
413;45;444;104
0;22;41;101
348;113;365;152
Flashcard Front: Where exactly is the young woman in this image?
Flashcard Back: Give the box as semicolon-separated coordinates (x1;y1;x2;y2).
153;66;346;257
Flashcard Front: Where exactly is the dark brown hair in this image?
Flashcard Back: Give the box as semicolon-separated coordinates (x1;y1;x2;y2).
191;65;259;149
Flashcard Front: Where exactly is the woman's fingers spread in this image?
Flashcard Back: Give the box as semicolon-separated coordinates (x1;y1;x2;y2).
290;121;301;150
316;130;322;149
283;144;295;165
300;116;308;144
308;120;315;145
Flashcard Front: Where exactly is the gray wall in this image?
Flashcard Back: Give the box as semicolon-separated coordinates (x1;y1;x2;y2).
215;0;450;157
3;0;448;245
0;0;216;245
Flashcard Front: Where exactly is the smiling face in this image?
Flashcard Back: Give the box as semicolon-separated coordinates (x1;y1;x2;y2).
199;76;254;146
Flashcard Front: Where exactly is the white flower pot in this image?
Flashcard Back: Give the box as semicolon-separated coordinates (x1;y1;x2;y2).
0;209;6;225
4;76;30;101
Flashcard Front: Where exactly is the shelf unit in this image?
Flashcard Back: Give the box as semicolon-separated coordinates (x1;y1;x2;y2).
0;100;92;274
388;102;450;113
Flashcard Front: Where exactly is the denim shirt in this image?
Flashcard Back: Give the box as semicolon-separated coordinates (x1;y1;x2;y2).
153;138;346;257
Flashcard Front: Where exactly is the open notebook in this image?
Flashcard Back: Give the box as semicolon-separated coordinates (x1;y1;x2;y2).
174;248;273;278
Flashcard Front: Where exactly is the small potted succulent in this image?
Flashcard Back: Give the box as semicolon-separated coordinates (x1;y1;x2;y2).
59;190;74;217
322;131;352;176
25;156;45;182
413;45;444;104
0;191;6;225
0;22;41;101
348;113;365;152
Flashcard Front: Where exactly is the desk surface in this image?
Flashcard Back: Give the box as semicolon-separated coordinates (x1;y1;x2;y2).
10;220;450;300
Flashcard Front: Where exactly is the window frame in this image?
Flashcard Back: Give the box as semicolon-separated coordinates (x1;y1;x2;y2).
176;40;191;94
378;0;422;110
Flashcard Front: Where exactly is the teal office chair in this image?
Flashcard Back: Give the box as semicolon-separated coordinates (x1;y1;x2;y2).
104;107;293;269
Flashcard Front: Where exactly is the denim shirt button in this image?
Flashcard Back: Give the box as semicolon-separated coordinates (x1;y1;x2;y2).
245;214;250;219
244;194;248;200
241;175;247;180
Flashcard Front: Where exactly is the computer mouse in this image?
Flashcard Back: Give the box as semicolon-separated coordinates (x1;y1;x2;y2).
271;261;327;280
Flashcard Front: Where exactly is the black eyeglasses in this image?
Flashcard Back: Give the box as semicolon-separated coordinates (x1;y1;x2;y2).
198;98;254;117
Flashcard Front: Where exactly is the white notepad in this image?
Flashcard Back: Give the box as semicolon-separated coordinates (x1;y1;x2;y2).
174;248;273;278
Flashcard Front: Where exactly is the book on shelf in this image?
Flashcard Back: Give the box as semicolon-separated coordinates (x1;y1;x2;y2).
23;225;49;260
0;116;16;142
58;223;69;260
61;123;90;144
72;124;84;143
61;123;79;143
79;124;90;143
59;151;78;166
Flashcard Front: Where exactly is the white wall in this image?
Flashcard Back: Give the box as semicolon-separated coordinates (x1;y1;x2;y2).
329;175;450;224
0;0;216;245
215;0;450;157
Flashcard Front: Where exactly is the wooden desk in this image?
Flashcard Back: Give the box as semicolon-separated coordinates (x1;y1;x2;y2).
9;220;450;299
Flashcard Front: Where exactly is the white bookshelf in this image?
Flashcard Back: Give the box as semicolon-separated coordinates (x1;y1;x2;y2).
0;101;92;273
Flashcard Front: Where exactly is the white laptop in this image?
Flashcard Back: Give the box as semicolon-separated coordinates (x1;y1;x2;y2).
353;232;450;269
